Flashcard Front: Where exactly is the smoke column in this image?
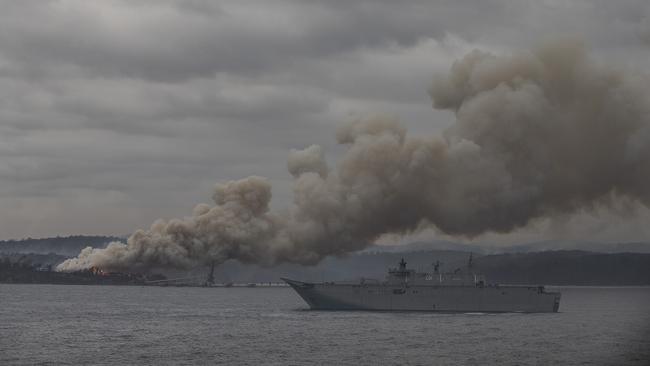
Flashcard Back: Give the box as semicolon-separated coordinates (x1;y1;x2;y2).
57;40;650;272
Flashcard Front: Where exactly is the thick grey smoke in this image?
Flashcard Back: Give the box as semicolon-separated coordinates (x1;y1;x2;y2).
57;40;650;272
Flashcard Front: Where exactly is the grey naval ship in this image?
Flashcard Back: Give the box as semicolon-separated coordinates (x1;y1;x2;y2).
283;257;561;313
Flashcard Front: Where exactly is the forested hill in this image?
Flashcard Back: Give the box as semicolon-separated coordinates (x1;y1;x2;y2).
190;250;650;286
1;236;649;286
474;251;650;286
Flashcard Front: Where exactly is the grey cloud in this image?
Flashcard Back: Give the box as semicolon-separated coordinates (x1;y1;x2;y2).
0;1;648;83
0;1;447;82
2;0;578;83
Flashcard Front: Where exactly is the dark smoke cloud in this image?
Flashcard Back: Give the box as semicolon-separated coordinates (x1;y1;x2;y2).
57;40;650;272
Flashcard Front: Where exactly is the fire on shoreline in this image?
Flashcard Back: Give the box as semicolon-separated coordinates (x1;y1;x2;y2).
89;266;107;276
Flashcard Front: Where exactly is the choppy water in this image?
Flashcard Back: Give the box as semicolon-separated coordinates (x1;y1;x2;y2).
1;285;649;365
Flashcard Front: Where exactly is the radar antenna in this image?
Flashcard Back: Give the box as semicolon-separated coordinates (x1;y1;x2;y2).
399;258;407;271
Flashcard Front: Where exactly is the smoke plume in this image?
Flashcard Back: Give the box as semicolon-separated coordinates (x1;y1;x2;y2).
57;40;650;272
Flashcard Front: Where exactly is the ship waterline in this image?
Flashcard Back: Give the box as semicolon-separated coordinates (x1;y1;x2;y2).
283;258;561;313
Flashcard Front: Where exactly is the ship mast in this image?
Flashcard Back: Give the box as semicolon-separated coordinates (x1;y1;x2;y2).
399;258;407;271
205;261;216;287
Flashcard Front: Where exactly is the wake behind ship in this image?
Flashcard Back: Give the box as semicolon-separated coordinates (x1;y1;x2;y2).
283;257;561;313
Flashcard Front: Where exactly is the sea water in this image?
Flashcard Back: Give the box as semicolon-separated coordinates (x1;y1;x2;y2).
1;285;648;365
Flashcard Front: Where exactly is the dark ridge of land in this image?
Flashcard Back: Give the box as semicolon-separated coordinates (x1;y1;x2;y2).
0;260;147;286
1;249;649;287
475;250;650;286
203;250;650;286
2;235;649;258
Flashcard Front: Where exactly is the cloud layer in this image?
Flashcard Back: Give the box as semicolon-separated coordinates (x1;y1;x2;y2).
1;1;649;244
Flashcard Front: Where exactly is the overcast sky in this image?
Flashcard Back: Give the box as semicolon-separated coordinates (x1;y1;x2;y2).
1;0;649;243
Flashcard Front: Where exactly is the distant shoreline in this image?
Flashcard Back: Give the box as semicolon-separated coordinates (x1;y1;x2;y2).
2;282;650;289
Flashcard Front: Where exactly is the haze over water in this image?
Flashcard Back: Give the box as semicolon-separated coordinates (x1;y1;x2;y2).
1;285;648;365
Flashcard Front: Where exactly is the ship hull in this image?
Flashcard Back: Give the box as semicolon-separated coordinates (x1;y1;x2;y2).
283;279;561;313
